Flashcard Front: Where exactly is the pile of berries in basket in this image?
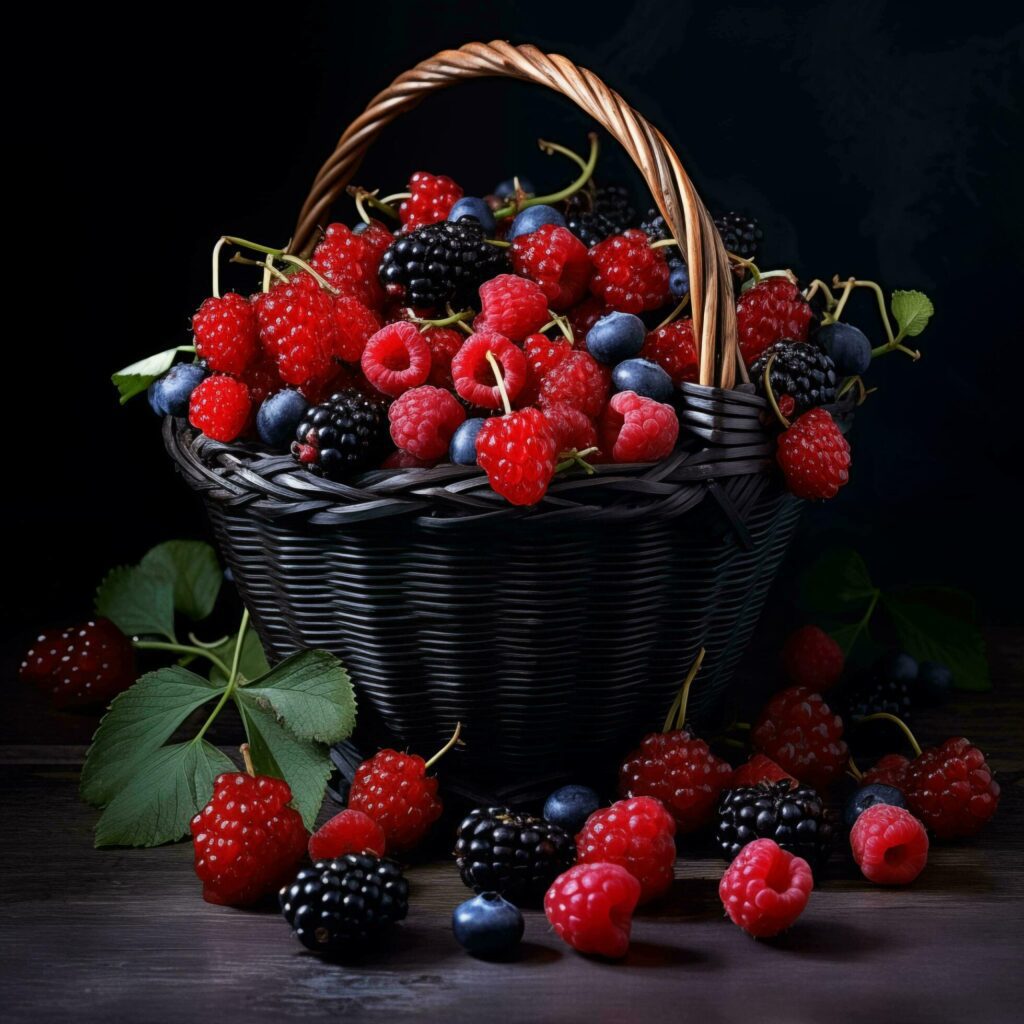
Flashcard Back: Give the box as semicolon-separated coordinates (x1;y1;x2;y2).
127;134;930;506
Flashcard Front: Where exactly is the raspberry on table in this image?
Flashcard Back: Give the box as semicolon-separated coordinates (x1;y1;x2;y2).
730;754;796;789
423;326;464;388
863;753;913;791
539;350;611;419
782;625;845;691
511;224;592;310
388;385;466;460
399;171;463;231
750;340;838;415
543;402;597;453
311;222;385;309
308;808;387;861
188;374;252;442
598;390;679;463
850;803;929;884
544;862;641;958
736;277;813;364
476;408;560;506
255;272;337;385
567;296;610;341
192;292;258;375
640;319;698;385
589;229;671;313
477;274;550;342
719;838;813;938
330;295;382;362
292;388;391;478
575;796;677;904
451;331;528;408
361;321;431;397
776;408;851;500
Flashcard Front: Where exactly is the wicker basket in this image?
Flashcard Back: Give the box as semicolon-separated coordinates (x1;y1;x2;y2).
167;41;806;786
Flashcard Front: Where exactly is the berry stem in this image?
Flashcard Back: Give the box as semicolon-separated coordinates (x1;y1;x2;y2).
485;238;512;248
413;308;473;330
221;236;285;258
661;647;707;733
847;757;863;782
859;712;922;757
492;133;599;220
380;191;412;206
210;236;228;299
828;277;857;323
347;186;400;223
728;253;761;283
649;238;680;250
240;743;255;777
133;640;231;677
555;447;598;475
424;721;463;770
278;254;341;295
187;632;230;649
537;137;589;173
191;609;252;745
485;350;513;415
655;294;691;330
230;253;290;284
762;353;792;429
804;279;837;308
835;278;896;346
837;588;880;656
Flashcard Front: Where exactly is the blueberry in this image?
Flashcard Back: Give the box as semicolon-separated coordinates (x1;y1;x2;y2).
255;389;309;448
507;204;565;241
669;260;690;299
450;417;486;465
612;359;673;402
843;783;907;829
882;651;919;684
148;363;207;417
452;892;524;958
448;197;496;234
494;176;535;200
543;785;602;835
918;660;954;705
586;312;646;365
818;322;872;376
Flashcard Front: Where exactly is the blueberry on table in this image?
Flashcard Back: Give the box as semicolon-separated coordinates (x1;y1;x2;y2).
844;783;907;829
818;321;872;376
448;196;496;234
543;784;602;835
882;651;919;684
452;892;525;958
586;312;646;365
612;358;674;402
148;363;206;417
450;417;486;466
257;389;309;448
507;204;566;241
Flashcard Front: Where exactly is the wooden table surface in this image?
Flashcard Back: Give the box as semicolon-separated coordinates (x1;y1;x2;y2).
2;633;1022;1024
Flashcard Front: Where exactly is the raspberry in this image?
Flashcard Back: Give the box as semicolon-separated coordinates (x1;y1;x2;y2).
308;808;387;861
188;374;251;442
776;408;851;500
730;754;796;789
361;321;431;397
399;171;463;231
598;391;679;463
388;385;465;460
381;448;439;469
517;333;571;406
476;408;559;506
589;229;671;313
511;224;591;310
905;737;1000;838
575;796;677;904
423;326;464;388
567;296;610;341
543;403;597;452
255;272;336;385
20;619;135;709
331;295;382;362
863;753;912;791
640;319;698;385
477;275;550;342
240;355;284;408
718;838;813;938
544;862;641;959
451;331;527;408
736;278;813;364
753;686;848;791
539;351;611;419
190;769;308;906
782;625;845;690
850;804;929;884
192;293;258;375
311;222;385;308
298;364;358;406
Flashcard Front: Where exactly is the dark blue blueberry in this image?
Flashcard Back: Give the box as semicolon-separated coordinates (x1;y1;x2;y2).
918;660;954;705
668;259;690;299
612;359;673;402
818;322;872;376
147;363;207;417
507;204;565;241
450;417;486;465
882;651;919;684
843;783;907;829
543;785;602;835
448;197;497;234
452;892;524;958
494;176;535;200
256;389;310;448
586;312;646;365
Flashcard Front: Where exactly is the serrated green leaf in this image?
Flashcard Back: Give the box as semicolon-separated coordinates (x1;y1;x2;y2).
81;666;225;807
800;548;876;614
208;628;271;686
828;621;886;668
891;290;934;338
141;540;222;621
94;740;235;847
111;347;193;405
95;565;176;641
243;650;356;745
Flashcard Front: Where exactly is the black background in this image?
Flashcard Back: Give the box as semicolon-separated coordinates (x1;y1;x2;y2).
9;1;1023;692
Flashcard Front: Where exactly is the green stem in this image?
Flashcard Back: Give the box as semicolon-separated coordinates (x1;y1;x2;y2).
859;712;922;757
192;609;251;745
841;589;880;655
493;133;599;220
661;648;706;732
485;350;512;415
413;308;473;329
655;294;691;330
830;277;856;321
133;640;231;678
762;352;792;429
278;254;340;294
537;137;589;172
221;236;285;258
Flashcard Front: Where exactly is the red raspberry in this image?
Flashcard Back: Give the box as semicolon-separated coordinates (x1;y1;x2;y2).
240;355;284;408
730;754;796;789
310;222;385;308
776;408;851;500
308;808;386;861
640;319;698;385
517;333;571;406
399;171;463;231
719;838;813;937
863;753;912;791
618;730;733;833
575;797;677;904
782;625;845;691
476;407;559;506
477;275;550;342
192;292;258;375
543;403;597;452
361;321;431;397
589;229;671;313
20;619;135;708
539;350;611;419
905;737;1000;838
190;769;308;906
255;272;336;385
511;224;591;310
331;295;382;362
381;448;440;469
356;220;394;305
752;686;848;791
423;326;464;388
388;385;465;460
451;331;527;408
188;375;252;442
567;296;610;341
544;862;641;959
298;364;358;406
736;278;813;364
850;804;929;884
598;391;679;463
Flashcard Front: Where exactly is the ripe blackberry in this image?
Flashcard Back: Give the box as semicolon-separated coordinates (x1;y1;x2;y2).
378;219;509;310
566;185;636;247
713;211;763;262
843;674;913;723
279;854;409;956
750;341;838;415
454;806;575;905
716;781;835;870
291;388;390;479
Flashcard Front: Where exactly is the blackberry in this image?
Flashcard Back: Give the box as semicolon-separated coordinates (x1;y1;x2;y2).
749;341;838;414
378;219;509;309
291;388;390;479
716;781;835;870
567;185;636;247
639;208;672;244
843;675;913;723
279;854;408;956
713;211;763;262
454;806;575;905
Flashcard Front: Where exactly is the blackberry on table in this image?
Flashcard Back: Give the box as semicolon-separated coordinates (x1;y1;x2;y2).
843;674;914;723
713;211;763;262
567;184;636;247
291;388;390;479
749;340;838;414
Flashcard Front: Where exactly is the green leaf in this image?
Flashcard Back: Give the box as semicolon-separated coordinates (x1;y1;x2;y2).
243;650;356;745
95;565;176;641
141;541;222;621
81;666;225;807
800;548;876;614
94;740;235;847
111;347;193;405
208;628;271;686
828;621;886;668
891;290;934;338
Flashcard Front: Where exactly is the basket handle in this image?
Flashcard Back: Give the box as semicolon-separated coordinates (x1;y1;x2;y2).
289;41;737;389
